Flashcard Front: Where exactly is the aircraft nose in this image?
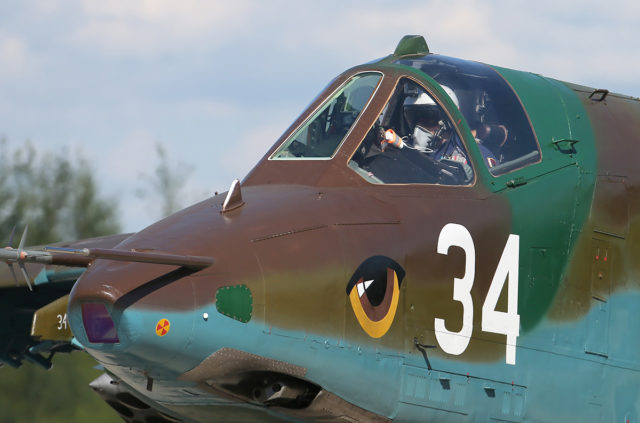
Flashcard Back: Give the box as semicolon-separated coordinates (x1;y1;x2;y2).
67;261;197;371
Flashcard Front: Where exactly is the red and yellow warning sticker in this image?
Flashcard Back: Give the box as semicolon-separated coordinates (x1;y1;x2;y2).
156;318;170;336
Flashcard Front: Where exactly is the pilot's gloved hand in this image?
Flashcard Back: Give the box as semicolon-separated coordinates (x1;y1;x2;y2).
381;129;404;152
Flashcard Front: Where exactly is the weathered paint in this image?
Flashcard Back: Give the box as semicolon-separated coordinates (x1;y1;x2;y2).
7;37;640;422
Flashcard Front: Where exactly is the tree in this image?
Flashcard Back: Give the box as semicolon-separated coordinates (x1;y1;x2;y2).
0;138;121;423
0;138;120;244
136;143;196;219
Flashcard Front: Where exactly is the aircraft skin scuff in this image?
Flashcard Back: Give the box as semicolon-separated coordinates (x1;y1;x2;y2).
2;35;640;423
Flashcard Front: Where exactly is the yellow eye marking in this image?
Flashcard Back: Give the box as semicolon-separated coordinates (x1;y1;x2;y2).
349;272;400;338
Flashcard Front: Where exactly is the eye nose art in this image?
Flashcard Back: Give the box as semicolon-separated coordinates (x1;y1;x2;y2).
346;256;405;338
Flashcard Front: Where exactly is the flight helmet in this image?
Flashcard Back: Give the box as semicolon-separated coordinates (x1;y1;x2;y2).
403;85;459;129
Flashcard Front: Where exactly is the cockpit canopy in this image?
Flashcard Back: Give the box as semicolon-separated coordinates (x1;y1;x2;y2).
269;53;541;186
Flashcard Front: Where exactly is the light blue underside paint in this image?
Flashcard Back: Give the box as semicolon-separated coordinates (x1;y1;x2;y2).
34;268;85;285
78;292;640;422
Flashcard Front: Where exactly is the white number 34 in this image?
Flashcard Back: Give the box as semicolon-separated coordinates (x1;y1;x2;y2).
57;313;68;331
434;223;520;365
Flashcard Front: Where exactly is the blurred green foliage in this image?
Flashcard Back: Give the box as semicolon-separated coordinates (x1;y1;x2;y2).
136;143;195;219
0;138;120;243
0;138;120;422
0;353;117;423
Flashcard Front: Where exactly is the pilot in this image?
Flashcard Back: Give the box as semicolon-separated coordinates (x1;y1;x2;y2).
402;87;459;154
472;123;508;167
375;83;496;182
401;85;498;170
401;86;479;174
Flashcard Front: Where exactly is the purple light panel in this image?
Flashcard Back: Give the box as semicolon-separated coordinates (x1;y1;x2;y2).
81;303;119;343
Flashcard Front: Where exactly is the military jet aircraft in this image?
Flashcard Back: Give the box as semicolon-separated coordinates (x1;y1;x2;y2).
1;34;639;423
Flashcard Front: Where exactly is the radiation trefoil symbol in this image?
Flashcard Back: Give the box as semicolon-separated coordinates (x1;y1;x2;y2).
156;318;171;337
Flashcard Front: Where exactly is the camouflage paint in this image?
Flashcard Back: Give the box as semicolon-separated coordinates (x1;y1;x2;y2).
60;42;640;422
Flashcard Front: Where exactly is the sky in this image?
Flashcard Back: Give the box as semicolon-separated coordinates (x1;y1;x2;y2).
1;0;639;232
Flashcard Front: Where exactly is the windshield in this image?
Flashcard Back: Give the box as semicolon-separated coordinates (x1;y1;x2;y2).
271;73;382;159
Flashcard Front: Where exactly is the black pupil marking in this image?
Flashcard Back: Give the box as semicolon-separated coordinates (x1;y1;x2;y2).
365;268;388;307
346;256;405;301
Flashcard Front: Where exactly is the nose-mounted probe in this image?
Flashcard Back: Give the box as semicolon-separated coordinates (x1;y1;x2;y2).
0;224;214;292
